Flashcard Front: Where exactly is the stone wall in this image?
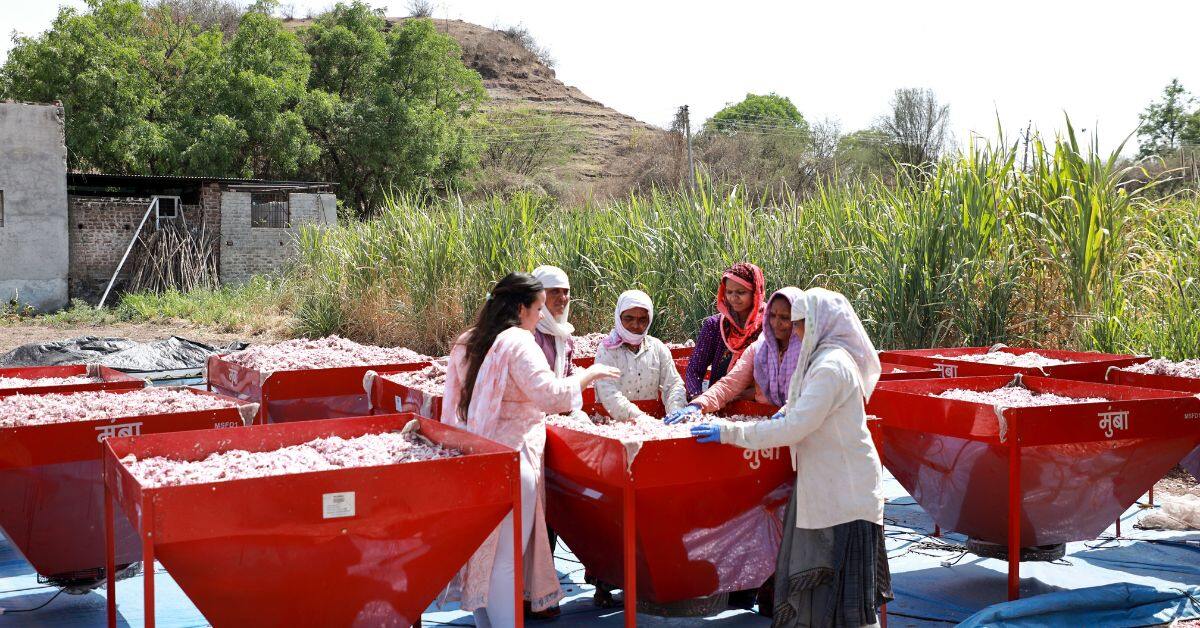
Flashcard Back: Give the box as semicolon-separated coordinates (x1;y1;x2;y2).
219;191;336;284
66;195;207;301
0;102;69;311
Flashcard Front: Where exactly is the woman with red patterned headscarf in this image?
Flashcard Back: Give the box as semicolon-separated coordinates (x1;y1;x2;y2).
683;262;767;398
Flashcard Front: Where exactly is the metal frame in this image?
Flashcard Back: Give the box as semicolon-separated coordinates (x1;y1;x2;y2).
151;195;181;229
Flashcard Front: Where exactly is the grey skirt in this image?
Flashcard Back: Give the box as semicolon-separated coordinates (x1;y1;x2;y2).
772;490;893;628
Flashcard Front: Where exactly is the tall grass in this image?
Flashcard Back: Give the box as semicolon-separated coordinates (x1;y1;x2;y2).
285;128;1197;358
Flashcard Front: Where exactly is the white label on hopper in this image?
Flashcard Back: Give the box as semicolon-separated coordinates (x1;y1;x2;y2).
323;492;356;519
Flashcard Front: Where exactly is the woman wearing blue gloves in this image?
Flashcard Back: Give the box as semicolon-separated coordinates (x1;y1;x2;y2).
690;288;892;626
665;287;805;424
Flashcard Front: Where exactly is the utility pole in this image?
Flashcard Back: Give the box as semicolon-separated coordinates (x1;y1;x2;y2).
683;105;696;193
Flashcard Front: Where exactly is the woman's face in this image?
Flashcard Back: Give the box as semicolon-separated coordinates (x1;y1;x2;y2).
792;319;806;342
724;278;753;316
620;307;651;336
768;297;792;342
518;291;547;331
545;287;570;318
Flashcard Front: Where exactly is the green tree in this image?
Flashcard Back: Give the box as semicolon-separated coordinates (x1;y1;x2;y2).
1137;79;1196;157
0;0;317;178
300;3;487;213
704;92;810;138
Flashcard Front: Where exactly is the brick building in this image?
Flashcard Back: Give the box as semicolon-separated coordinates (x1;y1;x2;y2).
66;174;337;301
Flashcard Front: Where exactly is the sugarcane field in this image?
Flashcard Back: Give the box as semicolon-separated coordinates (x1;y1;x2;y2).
4;1;1200;626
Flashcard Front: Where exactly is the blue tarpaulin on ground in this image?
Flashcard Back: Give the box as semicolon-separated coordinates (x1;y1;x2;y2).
3;470;1200;626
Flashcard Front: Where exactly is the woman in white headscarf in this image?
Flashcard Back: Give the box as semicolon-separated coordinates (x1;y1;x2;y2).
690;288;892;627
594;289;688;422
531;265;576;378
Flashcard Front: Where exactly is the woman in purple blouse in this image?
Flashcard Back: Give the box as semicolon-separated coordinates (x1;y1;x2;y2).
684;262;767;398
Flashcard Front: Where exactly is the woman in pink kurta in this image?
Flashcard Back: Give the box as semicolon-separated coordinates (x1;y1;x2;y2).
441;272;618;627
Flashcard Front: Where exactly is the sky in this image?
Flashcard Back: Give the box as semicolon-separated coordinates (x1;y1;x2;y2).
2;0;1199;155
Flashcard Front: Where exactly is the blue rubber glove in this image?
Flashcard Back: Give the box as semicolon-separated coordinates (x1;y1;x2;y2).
690;424;722;444
664;403;701;424
769;409;785;421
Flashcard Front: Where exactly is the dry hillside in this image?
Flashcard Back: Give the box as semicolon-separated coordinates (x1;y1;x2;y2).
284;16;675;196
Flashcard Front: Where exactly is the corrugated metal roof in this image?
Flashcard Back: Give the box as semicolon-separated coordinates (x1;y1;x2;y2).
67;172;336;187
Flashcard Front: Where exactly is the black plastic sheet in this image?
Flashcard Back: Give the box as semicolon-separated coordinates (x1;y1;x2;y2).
0;335;246;373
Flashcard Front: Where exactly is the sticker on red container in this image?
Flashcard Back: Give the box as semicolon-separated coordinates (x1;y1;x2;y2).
323;492;355;519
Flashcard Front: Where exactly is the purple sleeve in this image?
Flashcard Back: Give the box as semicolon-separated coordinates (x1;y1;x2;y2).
685;316;721;397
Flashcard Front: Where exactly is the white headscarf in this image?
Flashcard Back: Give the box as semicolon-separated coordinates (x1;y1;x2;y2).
532;265;574;376
787;287;881;402
602;290;654;349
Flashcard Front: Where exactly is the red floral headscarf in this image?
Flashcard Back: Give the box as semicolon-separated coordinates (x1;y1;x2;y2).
715;262;766;364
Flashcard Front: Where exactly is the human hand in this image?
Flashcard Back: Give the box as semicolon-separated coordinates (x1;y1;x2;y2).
580;364;621;388
664;404;701;424
769;409;785;421
690;424;722;444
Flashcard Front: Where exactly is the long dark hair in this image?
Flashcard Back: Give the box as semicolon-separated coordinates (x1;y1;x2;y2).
459;272;545;418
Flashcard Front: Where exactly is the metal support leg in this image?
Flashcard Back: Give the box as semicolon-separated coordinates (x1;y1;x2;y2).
513;465;524;628
623;476;637;628
105;472;117;628
1007;440;1021;601
142;500;156;628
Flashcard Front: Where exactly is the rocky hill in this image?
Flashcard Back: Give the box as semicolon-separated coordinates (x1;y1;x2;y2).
284;16;673;195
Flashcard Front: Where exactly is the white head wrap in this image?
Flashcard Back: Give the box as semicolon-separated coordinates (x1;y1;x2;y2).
603;290;654;349
531;265;574;376
787;287;881;402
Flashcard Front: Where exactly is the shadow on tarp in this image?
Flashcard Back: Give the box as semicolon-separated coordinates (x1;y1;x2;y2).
957;582;1200;627
0;588;134;628
887;562;1069;624
0;335;245;372
1071;536;1200;584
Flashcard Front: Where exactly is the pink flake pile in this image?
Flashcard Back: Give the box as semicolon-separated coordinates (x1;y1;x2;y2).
933;387;1108;408
121;431;462;488
0;375;96;389
1122;358;1200;379
0;388;238;427
572;333;609;359
383;361;448;396
932;351;1073;368
224;336;431;373
548;412;769;442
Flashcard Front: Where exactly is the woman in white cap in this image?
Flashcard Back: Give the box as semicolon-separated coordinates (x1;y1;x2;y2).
594;289;688;421
530;265;576;378
690;288;892;626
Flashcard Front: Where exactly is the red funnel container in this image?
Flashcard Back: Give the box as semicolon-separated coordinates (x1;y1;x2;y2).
879;346;1146;381
879;362;939;381
1106;366;1200;482
0;364;145;398
103;413;521;628
0;388;250;580
867;374;1200;600
207;354;429;424
368;369;444;419
546;400;791;626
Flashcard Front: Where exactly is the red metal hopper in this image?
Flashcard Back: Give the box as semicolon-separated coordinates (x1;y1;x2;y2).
1106;366;1200;482
367;369;444;420
879;346;1146;382
867;375;1200;600
0;364;145;398
879;362;940;381
546;400;790;626
0;388;250;582
206;354;429;424
103;413;522;628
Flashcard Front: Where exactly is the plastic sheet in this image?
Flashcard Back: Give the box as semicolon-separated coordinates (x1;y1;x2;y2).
879;346;1147;382
207;355;429;424
0;364;145;398
0;388;251;578
957;583;1200;627
0;335;244;372
103;414;520;627
546;399;791;614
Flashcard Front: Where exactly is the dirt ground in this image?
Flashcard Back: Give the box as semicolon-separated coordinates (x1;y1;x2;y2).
0;321;281;354
1153;465;1198;499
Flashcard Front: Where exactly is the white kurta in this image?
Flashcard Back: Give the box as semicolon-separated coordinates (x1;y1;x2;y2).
594;336;688;421
719;346;884;529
